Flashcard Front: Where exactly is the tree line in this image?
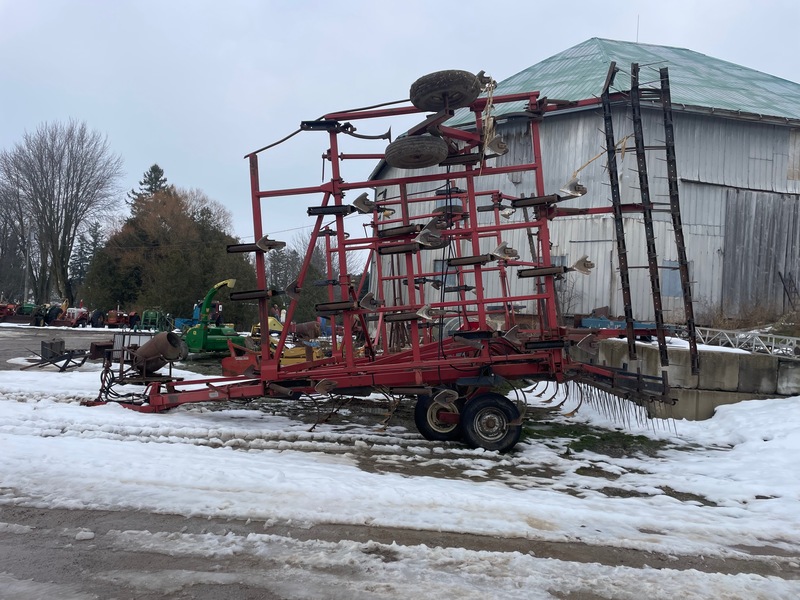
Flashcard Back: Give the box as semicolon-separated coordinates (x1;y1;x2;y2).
0;121;260;327
0;119;363;329
83;166;259;327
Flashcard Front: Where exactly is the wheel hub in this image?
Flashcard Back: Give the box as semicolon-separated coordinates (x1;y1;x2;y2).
428;402;458;433
474;408;507;442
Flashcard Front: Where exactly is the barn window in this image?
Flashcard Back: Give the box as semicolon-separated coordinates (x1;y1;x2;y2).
789;129;800;181
433;259;458;288
661;260;688;298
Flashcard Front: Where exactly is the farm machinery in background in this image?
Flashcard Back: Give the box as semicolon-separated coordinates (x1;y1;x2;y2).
0;302;36;324
229;317;326;373
88;280;247;359
181;279;246;354
0;301;90;327
88;64;698;453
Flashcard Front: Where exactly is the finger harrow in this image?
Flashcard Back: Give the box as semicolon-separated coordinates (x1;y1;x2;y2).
89;65;695;453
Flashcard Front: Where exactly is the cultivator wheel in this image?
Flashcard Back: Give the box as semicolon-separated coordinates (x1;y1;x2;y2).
461;393;522;453
409;69;482;112
384;135;449;169
414;394;464;442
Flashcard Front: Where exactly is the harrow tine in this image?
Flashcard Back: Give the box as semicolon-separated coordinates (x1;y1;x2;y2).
551;382;571;410
541;383;560;404
563;384;584;417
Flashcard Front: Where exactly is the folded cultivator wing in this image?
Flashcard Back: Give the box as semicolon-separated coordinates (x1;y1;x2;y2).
91;66;696;453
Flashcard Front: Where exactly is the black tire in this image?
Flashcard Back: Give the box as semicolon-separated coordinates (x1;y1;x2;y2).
414;394;463;441
178;339;190;360
410;70;482;112
461;393;522;453
385;136;448;169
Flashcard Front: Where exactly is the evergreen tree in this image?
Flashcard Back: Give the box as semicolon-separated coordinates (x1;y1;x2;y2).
84;188;257;328
68;221;104;297
127;164;170;214
68;235;90;286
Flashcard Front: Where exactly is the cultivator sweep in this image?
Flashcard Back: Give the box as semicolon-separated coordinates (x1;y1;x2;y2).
90;66;695;452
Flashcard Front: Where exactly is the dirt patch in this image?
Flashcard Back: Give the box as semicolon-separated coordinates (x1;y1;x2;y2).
575;466;620;480
658;486;718;506
2;504;797;598
596;486;651;499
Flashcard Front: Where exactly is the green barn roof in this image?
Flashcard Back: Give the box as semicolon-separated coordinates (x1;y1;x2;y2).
473;38;800;122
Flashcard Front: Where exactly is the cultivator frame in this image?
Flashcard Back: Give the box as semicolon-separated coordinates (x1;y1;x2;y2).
90;66;695;452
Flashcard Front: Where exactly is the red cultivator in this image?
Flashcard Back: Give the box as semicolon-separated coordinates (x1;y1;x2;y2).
90;66;694;453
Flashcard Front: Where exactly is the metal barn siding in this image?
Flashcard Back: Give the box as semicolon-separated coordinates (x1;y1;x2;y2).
677;113;800;194
789;129;800;183
722;189;800;316
380;36;800;322
534;108;800;320
372;106;718;322
674;181;726;314
372;85;800;321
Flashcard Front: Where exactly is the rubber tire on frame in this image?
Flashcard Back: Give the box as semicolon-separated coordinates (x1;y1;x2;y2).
385;135;448;169
461;393;521;453
414;394;464;442
410;70;482;112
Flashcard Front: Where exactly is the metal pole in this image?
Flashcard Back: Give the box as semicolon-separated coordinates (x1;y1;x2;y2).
660;67;699;374
631;63;669;367
601;63;637;360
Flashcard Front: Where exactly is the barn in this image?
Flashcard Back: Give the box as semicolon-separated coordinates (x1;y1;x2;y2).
368;38;800;324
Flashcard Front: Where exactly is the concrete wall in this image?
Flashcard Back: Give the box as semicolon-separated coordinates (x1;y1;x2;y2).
591;339;800;420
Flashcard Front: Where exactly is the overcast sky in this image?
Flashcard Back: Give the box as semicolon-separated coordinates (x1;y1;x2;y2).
2;0;798;242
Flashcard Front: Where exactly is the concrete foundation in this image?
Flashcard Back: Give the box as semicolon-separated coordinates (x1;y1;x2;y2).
649;389;775;421
778;360;800;395
737;353;778;395
697;351;739;392
589;338;798;420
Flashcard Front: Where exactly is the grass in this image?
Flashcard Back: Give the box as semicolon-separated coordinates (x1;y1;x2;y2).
696;304;800;337
522;419;668;458
770;311;800;338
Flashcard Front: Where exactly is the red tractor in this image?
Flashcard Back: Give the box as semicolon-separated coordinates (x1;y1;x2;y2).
104;309;130;329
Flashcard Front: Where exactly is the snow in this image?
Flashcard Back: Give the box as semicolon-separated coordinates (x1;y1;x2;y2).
1;358;799;597
662;336;751;354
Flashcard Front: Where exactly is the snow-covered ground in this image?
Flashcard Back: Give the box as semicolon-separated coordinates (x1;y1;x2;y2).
1;356;799;598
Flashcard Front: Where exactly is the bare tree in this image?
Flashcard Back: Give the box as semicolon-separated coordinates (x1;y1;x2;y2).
0;120;123;304
184;187;233;233
0;189;26;301
0;176;50;302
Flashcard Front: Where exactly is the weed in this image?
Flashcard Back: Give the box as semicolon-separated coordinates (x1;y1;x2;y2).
522;419;667;458
695;300;786;331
